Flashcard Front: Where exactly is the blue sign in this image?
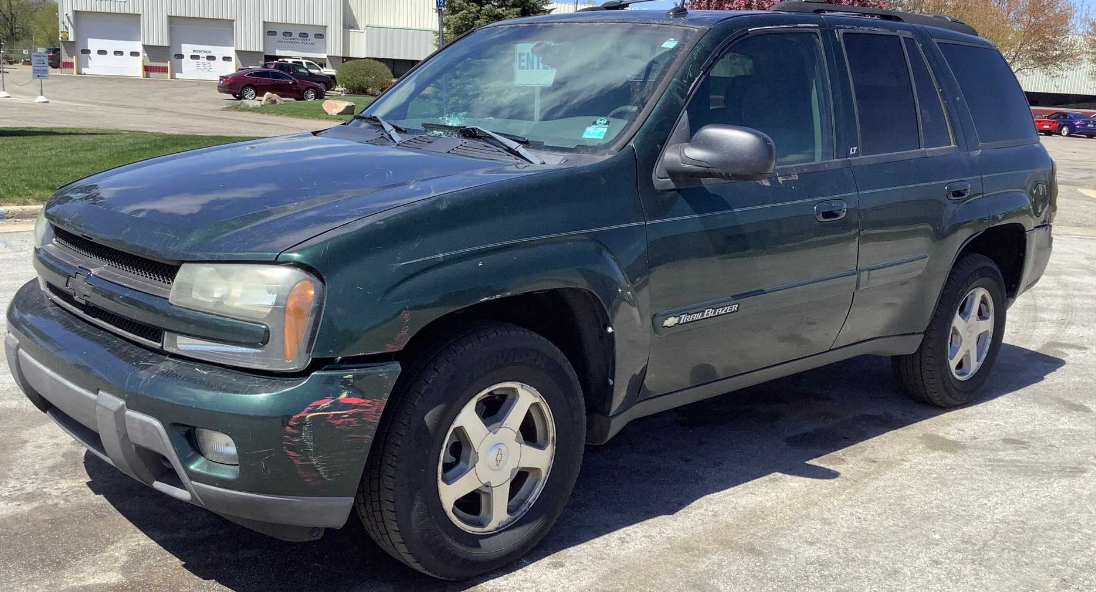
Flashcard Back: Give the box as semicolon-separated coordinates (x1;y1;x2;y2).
437;0;446;9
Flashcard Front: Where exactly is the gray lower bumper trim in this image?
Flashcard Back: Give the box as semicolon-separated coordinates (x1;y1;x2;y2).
6;332;354;531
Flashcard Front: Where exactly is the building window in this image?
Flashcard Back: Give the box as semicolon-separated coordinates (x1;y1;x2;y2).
282;31;293;38
81;49;91;55
174;54;184;60
97;50;107;55
130;51;140;58
222;56;233;62
267;31;277;37
314;33;325;40
299;32;309;39
190;55;200;60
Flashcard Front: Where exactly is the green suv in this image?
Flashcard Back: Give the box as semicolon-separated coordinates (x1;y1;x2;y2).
5;1;1054;580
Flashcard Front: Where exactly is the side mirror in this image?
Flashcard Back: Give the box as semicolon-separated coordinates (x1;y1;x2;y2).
662;125;776;181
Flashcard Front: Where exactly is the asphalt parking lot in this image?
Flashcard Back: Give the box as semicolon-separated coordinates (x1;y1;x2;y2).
0;68;322;136
0;135;1094;591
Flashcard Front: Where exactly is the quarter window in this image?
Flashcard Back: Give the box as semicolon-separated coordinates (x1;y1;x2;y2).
686;31;834;166
843;33;919;156
938;42;1036;145
903;38;953;149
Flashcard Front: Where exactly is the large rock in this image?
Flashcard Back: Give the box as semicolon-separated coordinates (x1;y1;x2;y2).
261;92;284;106
239;100;262;109
323;100;356;116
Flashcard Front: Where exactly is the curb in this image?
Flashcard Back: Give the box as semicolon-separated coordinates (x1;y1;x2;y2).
0;205;42;223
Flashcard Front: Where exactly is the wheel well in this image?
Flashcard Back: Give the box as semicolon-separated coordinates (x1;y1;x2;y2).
395;289;615;418
959;223;1026;299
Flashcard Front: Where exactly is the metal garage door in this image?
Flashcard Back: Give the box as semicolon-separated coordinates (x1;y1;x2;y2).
171;18;235;81
76;12;142;77
263;23;328;60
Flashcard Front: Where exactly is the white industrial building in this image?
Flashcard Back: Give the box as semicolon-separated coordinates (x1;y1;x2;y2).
55;1;591;80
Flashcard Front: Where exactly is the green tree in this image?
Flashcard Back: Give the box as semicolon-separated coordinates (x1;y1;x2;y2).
30;0;56;47
442;0;553;44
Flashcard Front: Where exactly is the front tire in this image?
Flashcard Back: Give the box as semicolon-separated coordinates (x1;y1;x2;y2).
892;253;1007;407
357;323;585;579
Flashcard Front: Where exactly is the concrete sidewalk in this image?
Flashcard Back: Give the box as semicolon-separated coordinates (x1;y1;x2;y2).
0;67;327;136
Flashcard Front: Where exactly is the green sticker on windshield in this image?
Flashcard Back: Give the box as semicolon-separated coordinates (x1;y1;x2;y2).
583;126;608;140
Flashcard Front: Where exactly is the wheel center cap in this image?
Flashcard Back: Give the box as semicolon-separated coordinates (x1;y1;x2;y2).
475;428;520;487
488;443;509;469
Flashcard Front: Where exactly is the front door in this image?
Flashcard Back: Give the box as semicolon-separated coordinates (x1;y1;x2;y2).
642;28;860;397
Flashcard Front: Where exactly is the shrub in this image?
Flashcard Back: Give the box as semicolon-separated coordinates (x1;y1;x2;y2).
338;59;393;95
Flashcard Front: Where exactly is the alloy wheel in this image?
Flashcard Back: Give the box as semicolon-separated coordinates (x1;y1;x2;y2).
948;287;994;381
437;382;556;534
1060;125;1071;137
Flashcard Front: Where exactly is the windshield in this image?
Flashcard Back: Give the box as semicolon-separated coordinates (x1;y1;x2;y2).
362;23;695;153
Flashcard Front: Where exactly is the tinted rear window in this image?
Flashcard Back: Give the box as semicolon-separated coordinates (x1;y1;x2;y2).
938;43;1036;145
843;33;920;155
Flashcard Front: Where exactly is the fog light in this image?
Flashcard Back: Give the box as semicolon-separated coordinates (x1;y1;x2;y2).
194;428;238;466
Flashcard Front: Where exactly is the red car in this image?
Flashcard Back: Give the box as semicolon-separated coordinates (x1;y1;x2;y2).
217;68;326;101
1034;111;1096;137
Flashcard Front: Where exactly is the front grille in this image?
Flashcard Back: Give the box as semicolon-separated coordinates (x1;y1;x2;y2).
47;283;165;346
53;227;180;286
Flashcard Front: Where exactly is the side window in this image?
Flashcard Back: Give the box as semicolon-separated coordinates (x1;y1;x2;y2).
250;71;268;79
938;42;1037;145
903;38;953;148
686;31;834;166
843;32;919;155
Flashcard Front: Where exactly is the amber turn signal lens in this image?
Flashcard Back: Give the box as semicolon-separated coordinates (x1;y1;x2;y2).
284;279;316;363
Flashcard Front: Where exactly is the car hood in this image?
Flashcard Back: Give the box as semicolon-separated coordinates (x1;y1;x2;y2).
44;128;543;261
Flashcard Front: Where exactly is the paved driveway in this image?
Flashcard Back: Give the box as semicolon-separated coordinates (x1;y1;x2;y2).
0;138;1094;591
0;68;327;136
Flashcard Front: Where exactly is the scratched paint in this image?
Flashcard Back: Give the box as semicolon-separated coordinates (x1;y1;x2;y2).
283;392;386;487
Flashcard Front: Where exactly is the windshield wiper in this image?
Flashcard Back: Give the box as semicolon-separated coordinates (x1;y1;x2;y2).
355;114;406;144
422;123;545;165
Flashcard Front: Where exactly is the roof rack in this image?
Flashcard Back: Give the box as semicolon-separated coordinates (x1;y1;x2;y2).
770;0;979;37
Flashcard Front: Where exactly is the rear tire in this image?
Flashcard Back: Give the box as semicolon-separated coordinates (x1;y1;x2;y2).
1060;125;1072;137
357;322;585;580
303;88;317;101
240;86;257;101
892;253;1007;408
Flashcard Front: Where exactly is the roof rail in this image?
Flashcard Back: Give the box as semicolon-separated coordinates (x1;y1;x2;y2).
770;0;979;37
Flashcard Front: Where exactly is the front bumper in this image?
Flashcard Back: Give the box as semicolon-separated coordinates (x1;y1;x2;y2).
6;280;399;540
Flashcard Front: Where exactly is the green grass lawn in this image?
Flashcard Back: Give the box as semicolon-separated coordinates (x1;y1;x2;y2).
0;128;256;205
224;95;375;121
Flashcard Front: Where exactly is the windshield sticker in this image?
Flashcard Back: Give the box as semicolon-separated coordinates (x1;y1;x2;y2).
661;39;679;49
595;117;610;126
583;126;608;140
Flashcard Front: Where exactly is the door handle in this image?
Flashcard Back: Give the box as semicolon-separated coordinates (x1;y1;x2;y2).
814;200;847;222
946;181;972;200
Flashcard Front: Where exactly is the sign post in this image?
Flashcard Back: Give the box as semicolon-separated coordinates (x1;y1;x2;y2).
31;51;49;103
436;0;446;48
0;38;10;99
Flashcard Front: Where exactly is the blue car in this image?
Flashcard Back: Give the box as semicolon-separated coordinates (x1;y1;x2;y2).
1040;111;1096;137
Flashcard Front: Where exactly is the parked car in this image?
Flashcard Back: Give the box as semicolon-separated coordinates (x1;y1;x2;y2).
217;68;325;101
46;47;60;69
264;61;334;90
278;57;338;85
1034;111;1096;137
8;0;1054;581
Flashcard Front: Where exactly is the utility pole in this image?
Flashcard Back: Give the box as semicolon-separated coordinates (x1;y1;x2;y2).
436;0;446;48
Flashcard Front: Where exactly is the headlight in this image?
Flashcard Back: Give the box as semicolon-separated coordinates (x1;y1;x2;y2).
33;209;49;249
165;264;324;372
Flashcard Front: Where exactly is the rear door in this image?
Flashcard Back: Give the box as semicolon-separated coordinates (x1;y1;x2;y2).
830;23;981;347
642;26;860;397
